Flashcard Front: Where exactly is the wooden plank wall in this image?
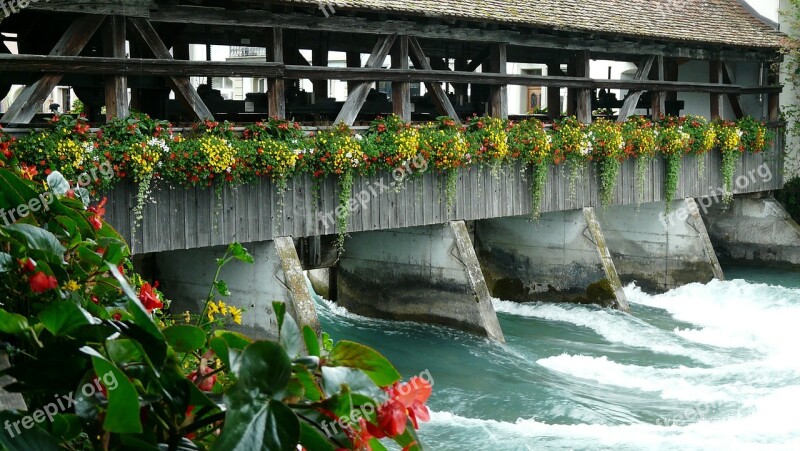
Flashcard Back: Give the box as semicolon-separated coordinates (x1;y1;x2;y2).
105;127;786;254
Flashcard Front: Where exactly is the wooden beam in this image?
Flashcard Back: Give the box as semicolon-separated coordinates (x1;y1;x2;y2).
392;36;411;122
29;0;150;17
710;61;723;120
335;34;397;125
651;55;665;119
721;62;744;119
488;43;508;119
547;62;563;119
616;55;655;122
149;7;779;63
574;51;591;123
129;18;213;120
408;37;460;123
267;28;285;119
0;54;780;95
1;15;106;125
465;46;491;73
103;15;128;122
346;51;361;92
768;64;780;122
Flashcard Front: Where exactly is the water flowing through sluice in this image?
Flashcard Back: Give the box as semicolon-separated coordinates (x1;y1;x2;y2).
311;267;800;450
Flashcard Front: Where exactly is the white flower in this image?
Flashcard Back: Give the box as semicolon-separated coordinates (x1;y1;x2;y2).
147;137;170;153
345;152;352;158
82;142;94;154
355;134;363;141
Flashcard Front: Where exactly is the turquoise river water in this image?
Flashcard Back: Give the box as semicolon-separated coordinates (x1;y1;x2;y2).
313;266;800;450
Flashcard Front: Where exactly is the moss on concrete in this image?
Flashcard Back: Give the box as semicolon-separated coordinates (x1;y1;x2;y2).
584;279;616;308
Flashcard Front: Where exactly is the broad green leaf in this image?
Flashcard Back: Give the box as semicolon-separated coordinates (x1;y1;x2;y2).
163;325;206;353
210;330;252;372
212;400;298;451
38;301;92;336
329;341;401;387
273;301;286;333
299;420;337;451
0;168;39;210
321;366;381;399
392;419;425;451
0;252;13;272
228;242;254;264
302;325;320;357
46;171;70;196
293;366;322;402
237;341;291;398
91;357;143;434
76;245;104;266
0;411;61;451
106;339;144;365
51;414;83;442
280;311;302;358
3;223;65;262
216;279;231;296
54;216;78;239
368;438;391;451
0;308;30;335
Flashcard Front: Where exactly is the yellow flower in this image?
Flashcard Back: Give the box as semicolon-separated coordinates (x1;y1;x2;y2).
64;280;80;292
216;300;228;315
228;306;242;325
183;311;192;324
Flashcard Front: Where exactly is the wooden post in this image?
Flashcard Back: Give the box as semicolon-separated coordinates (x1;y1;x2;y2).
453;58;468;105
650;55;665;120
267;27;285;119
129;18;214;120
312;32;329;102
408;37;460;123
346;51;360;93
574;50;591;123
710;60;723;120
1;15;106;124
392;36;411;122
547;62;562;120
104;15;128;122
335;35;397;125
488;43;508;119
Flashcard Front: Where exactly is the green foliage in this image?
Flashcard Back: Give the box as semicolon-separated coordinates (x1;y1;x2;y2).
777;176;800;223
0;163;431;450
589;119;624;207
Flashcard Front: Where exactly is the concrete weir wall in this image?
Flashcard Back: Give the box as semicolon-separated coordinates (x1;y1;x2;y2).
474;208;628;310
596;199;724;292
153;237;320;338
336;221;505;342
701;197;800;269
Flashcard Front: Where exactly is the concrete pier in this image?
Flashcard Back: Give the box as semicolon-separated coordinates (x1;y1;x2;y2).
153;237;320;338
336;221;505;342
597;198;724;293
701;196;800;269
474;208;628;310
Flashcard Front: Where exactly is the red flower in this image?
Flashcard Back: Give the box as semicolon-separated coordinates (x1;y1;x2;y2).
112;313;122;321
376;398;407;438
188;367;216;392
138;282;163;313
29;271;58;293
87;198;107;231
370;376;433;438
19;258;36;273
20;163;38;180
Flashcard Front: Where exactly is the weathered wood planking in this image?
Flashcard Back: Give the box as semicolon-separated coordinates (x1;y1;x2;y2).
106;131;786;255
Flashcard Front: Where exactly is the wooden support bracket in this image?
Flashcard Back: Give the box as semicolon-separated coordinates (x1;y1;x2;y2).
335;34;397;125
392;36;411;122
408;37;460;123
129;17;213;120
721;62;744;119
1;15;106;124
616;55;655;122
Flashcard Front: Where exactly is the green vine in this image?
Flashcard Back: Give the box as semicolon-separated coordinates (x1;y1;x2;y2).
445;170;458;209
635;157;650;206
589;118;624;207
597;157;621;207
133;172;153;230
336;170;354;252
721;148;739;203
664;153;682;208
716;120;743;203
530;163;548;219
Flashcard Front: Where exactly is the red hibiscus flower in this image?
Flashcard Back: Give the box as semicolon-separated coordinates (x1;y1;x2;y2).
138;282;163;313
369;376;433;439
87;197;107;231
29;271;58;293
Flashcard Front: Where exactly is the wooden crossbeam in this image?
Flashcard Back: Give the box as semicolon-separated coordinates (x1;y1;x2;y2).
334;34;397;125
710;61;723;120
267;28;285;119
465;46;491;73
547;62;562;119
616;55;655;123
104;16;128;122
1;15;106;124
408;37;460;123
129;17;213;120
721;62;744;119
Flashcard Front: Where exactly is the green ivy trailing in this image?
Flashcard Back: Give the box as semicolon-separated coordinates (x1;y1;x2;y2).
337;169;355;252
657;116;690;208
621;116;657;206
716;120;743;203
551;116;590;204
508;118;551;218
589;118;624;207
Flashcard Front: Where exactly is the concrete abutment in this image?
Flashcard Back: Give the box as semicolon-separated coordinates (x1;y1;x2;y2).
152;237;320;339
474;208;628;310
335;220;505;342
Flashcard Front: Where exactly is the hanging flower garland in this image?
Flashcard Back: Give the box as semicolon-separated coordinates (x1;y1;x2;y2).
465;115;511;175
737;116;773;154
621;116;657;206
657;116;690;208
589;118;625;207
508;117;551;219
683;115;716;175
716;120;743;203
418;117;471;208
551;116;590;204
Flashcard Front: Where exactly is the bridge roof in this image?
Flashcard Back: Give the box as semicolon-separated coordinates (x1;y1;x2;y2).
280;0;784;50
